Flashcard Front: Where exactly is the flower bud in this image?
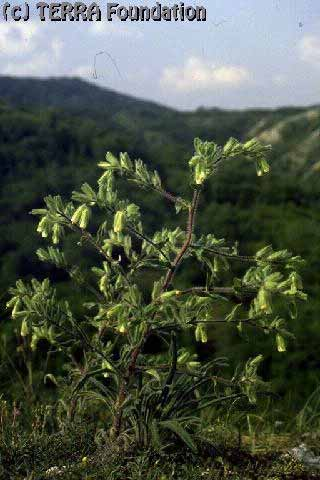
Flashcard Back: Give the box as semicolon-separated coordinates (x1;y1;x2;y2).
276;334;286;352
12;299;22;319
99;275;108;294
195;324;207;343
113;211;125;233
257;287;272;314
52;223;62;244
71;205;85;225
194;163;207;185
79;206;90;229
20;319;29;337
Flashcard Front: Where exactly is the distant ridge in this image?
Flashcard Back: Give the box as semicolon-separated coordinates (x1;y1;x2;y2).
0;75;171;116
0;75;312;116
0;75;319;175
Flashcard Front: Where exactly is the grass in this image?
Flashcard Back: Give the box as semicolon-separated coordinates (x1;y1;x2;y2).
1;412;320;479
2;390;320;479
0;438;316;479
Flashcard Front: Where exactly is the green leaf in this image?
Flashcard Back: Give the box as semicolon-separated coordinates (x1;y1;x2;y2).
119;152;133;170
226;304;242;322
150;419;162;450
102;151;119;168
256;245;273;260
146;369;161;383
194;137;202;153
31;208;48;216
223;137;241;156
160;420;197;453
107;304;123;318
159;290;179;302
44;373;58;386
152;278;164;301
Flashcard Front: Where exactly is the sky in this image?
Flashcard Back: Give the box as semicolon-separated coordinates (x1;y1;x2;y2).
0;0;320;110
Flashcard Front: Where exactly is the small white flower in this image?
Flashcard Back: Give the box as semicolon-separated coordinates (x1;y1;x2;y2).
45;465;67;477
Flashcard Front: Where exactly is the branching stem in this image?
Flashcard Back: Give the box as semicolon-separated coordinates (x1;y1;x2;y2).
112;188;201;438
161;189;201;293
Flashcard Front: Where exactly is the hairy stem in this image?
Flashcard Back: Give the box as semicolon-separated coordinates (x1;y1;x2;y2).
111;189;201;438
161;189;201;293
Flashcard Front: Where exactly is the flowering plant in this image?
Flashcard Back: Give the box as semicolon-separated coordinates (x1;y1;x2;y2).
7;137;306;451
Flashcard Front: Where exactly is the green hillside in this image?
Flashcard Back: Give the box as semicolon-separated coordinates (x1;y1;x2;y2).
0;76;319;407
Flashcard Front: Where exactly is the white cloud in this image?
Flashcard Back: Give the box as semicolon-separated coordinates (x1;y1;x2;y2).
90;20;142;38
51;38;64;60
272;74;288;87
2;54;50;76
0;21;65;77
69;64;92;78
299;35;320;66
0;21;40;56
160;57;250;92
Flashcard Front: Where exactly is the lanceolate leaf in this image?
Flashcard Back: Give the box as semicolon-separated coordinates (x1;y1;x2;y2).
159;420;197;453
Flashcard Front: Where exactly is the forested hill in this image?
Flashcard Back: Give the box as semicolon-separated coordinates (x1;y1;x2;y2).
0;75;171;116
0;75;319;175
0;76;319;286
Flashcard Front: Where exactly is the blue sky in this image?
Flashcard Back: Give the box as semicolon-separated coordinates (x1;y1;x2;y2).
0;0;320;109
